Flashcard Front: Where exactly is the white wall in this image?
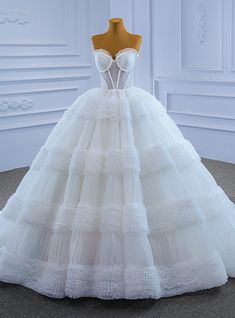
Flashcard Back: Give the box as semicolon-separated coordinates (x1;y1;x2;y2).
0;0;110;171
111;0;235;164
1;0;234;171
152;0;235;163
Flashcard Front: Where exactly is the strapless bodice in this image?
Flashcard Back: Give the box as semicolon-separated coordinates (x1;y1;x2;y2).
93;48;138;89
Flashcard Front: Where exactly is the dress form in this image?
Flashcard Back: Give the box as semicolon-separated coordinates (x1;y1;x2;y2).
91;18;142;59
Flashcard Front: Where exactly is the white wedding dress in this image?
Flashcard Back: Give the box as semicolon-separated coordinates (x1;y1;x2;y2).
0;47;235;300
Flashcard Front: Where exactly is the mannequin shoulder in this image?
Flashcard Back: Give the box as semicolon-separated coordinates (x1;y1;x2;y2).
128;33;142;51
91;33;107;49
130;33;142;40
91;33;105;40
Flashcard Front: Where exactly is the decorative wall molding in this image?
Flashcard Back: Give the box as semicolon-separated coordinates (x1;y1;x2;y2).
0;97;32;112
0;0;110;172
231;0;235;71
173;119;235;133
153;78;235;136
196;1;206;44
166;91;235;117
0;86;79;97
0;85;78;119
0;64;92;71
165;92;235;133
0;105;68;119
0;9;30;25
180;0;223;71
0;106;67;131
0;0;93;69
140;0;235;163
0;73;91;84
0;75;93;130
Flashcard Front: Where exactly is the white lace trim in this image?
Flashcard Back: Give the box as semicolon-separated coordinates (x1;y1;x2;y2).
1;186;232;235
76;105;162;122
0;250;227;299
93;47;138;61
17;201;149;233
158;251;227;296
115;47;139;58
30;140;200;176
148;187;233;234
74;93;166;121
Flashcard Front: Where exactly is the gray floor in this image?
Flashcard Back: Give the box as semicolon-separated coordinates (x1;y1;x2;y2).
0;159;234;318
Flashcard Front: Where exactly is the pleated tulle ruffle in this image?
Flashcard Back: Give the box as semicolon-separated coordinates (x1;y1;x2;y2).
0;86;234;299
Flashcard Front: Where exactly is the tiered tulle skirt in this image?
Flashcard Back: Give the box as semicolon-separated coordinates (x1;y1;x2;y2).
0;87;234;299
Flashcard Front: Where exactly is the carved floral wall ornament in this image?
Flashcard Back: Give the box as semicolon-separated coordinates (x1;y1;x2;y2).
196;1;206;44
0;97;33;112
0;10;30;24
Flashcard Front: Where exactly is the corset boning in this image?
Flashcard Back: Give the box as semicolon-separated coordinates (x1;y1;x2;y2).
94;48;137;90
99;64;134;89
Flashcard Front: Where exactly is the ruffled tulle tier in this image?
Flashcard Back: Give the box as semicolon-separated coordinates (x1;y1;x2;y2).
0;87;234;299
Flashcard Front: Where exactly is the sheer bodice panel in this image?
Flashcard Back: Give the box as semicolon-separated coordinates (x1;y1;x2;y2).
94;48;138;89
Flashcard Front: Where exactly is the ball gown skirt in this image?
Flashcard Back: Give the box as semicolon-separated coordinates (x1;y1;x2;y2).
0;48;234;299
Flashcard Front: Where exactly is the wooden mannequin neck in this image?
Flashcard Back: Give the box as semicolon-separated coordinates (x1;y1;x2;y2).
107;19;128;35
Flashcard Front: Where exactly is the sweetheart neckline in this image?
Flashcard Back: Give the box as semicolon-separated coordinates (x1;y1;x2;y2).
93;47;138;61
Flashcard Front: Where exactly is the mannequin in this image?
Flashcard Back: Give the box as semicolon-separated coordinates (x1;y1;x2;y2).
91;18;142;59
